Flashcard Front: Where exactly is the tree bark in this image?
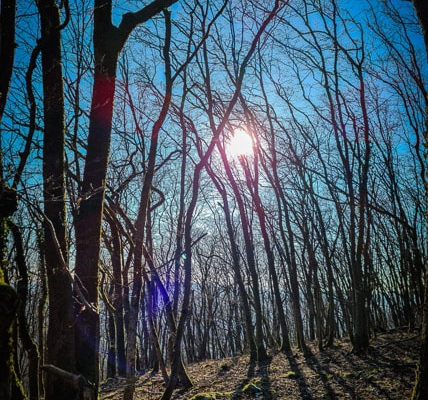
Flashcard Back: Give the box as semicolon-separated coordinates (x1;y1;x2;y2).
411;1;428;398
105;209;126;377
0;0;16;123
36;1;77;399
0;9;19;397
0;4;22;392
0;256;24;400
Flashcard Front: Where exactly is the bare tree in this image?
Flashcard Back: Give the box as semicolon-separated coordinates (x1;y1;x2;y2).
161;2;285;398
411;0;428;397
33;2;79;399
72;1;179;394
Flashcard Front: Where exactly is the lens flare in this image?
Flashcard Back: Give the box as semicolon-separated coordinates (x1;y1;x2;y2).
227;128;254;158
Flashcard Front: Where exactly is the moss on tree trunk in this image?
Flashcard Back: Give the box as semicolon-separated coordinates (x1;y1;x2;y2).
0;268;25;400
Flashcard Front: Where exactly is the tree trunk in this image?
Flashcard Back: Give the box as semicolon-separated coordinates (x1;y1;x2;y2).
412;267;428;400
0;259;24;400
0;0;16;123
123;11;174;400
8;221;40;400
0;3;20;395
37;230;48;399
105;208;127;377
73;54;116;400
411;1;428;397
74;2;179;393
37;1;77;398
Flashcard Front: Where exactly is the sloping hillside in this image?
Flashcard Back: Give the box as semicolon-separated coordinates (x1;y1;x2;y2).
101;330;419;399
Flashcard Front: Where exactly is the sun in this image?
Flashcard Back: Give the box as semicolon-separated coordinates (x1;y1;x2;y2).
227;128;254;158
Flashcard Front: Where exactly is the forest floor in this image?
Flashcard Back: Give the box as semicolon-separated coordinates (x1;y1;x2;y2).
100;329;419;399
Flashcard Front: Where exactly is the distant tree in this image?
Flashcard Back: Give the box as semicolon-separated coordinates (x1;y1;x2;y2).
206;165;258;359
8;220;40;400
215;140;269;361
160;3;284;398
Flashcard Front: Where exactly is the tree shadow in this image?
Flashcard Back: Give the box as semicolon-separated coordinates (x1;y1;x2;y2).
284;350;315;400
303;347;353;399
233;356;275;399
236;351;316;400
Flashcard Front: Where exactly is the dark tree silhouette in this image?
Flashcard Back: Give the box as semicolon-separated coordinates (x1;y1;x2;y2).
411;1;428;398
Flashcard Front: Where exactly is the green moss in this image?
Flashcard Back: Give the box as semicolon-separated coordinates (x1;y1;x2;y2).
256;376;269;385
188;393;220;400
188;391;235;400
368;368;379;375
241;382;262;395
283;371;298;379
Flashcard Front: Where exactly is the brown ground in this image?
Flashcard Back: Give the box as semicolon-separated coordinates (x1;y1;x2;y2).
100;330;419;399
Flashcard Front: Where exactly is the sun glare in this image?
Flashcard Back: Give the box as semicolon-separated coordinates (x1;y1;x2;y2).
227;128;254;158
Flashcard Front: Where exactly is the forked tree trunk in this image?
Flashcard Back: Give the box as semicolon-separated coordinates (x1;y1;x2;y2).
73;45;117;398
73;2;178;394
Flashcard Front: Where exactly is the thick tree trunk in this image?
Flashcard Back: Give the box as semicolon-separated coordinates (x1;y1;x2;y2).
411;1;428;398
0;0;16;122
0;5;20;396
37;1;77;399
73;25;117;397
0;177;23;400
412;268;428;400
0;264;24;400
74;2;178;393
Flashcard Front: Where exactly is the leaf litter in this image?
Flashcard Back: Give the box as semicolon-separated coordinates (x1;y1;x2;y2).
101;330;419;399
